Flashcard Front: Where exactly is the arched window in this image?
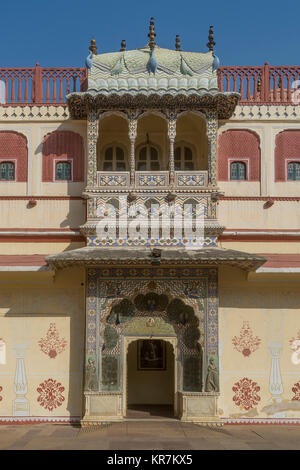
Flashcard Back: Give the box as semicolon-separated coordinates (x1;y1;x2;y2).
174;145;194;170
136;145;160;171
287;162;300;181
55;161;72;181
102;146;127;171
0;161;15;181
275;131;300;182
42;130;84;182
218;130;260;181
0;132;27;182
230;161;247;180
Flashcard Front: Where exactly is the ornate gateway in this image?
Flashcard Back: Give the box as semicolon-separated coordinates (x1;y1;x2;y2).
46;19;266;426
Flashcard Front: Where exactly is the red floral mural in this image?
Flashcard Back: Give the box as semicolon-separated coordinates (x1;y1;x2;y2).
0;385;2;402
292;381;300;401
37;379;65;411
232;321;261;357
232;377;261;410
38;323;67;359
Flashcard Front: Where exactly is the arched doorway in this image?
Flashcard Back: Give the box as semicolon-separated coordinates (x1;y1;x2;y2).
124;337;176;419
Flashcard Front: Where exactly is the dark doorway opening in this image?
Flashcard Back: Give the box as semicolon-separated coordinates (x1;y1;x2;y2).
126;339;175;419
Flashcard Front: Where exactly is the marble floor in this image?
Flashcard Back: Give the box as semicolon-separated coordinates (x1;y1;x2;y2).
0;421;300;450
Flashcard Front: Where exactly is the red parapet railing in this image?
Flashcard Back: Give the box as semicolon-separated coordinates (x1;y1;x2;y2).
0;62;299;106
0;64;87;105
218;63;300;104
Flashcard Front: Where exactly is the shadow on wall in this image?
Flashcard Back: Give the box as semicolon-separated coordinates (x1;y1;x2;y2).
219;266;300;311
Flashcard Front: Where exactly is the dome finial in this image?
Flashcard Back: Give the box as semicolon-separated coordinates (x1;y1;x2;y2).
120;40;126;51
207;25;216;52
89;38;97;55
148;17;156;50
175;34;181;51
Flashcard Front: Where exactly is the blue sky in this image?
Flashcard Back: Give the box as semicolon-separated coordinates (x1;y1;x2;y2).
1;0;299;67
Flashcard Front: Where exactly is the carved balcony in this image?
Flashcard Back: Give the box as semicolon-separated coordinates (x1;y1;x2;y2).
95;171;208;190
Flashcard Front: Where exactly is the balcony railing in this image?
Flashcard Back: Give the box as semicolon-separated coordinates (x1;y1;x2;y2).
218;63;300;104
0;63;299;106
0;64;87;105
96;171;208;189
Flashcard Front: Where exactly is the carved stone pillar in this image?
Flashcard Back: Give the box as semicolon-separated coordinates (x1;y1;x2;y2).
206;110;218;186
87;112;99;188
128;117;137;185
167;116;177;185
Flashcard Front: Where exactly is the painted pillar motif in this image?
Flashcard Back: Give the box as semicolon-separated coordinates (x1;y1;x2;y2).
87;112;99;188
206;110;218;186
128;116;137;186
13;344;29;416
267;310;284;406
167;113;177;185
84;272;99;392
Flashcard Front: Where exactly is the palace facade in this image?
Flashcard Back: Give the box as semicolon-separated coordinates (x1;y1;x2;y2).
0;20;300;425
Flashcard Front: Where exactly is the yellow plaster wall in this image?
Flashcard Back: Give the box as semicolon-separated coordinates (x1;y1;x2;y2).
218;200;300;230
0;200;85;229
219;266;300;420
219;241;300;254
0;267;85;419
0;242;85;255
218;182;261;197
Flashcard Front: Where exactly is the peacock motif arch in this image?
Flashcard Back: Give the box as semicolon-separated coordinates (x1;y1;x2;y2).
85;268;219;396
101;292;202;393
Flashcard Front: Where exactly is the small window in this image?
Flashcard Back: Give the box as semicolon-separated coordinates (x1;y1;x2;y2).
174;145;194;171
230;161;246;180
0;162;15;181
137;145;160;171
102;146;127;171
56;161;72;181
287;162;300;181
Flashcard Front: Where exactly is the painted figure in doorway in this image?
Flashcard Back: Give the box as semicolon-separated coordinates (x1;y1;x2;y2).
85;358;98;391
205;357;219;392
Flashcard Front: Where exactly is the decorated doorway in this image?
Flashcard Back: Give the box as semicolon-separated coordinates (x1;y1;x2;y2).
83;267;220;425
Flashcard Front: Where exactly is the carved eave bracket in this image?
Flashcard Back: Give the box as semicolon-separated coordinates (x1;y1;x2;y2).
66;91;240;120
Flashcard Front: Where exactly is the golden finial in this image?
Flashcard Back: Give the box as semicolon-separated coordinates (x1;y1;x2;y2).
120;40;126;51
207;26;216;52
89;38;97;55
148;17;156;50
175;35;181;51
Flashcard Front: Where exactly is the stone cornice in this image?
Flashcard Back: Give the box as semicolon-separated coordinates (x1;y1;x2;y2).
0;105;70;121
228;104;300;121
1;102;299;122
